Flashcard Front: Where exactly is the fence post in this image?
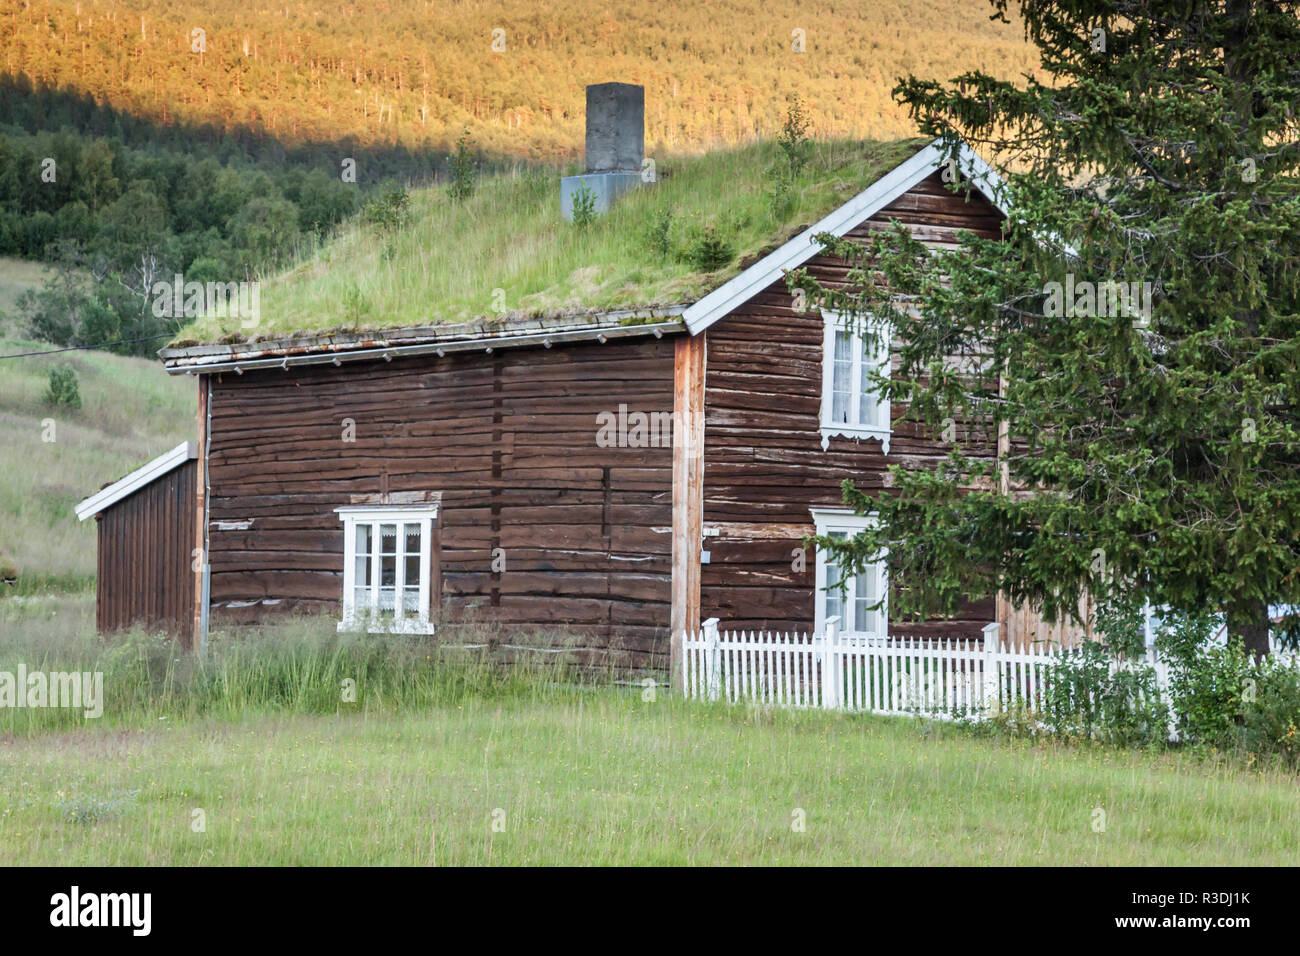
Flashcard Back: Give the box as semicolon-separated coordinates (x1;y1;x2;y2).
703;617;721;702
822;616;841;710
981;621;1001;717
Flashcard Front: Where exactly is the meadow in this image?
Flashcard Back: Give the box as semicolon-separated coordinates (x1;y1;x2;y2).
1;594;1297;866
0;314;195;593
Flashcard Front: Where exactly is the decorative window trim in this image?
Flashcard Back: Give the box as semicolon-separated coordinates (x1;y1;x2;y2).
336;504;439;635
819;310;891;453
811;508;888;643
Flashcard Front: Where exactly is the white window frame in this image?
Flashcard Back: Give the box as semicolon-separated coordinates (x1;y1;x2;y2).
819;309;891;452
336;505;438;634
812;508;888;644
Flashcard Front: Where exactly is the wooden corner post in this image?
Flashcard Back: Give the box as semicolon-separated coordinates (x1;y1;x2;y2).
190;374;208;652
670;333;706;691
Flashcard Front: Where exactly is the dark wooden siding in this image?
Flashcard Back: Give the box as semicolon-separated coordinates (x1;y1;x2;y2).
96;460;197;641
204;337;676;668
700;172;1003;637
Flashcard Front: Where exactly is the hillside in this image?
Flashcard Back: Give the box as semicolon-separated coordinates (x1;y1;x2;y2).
2;0;1036;158
0;336;195;592
174;137;925;344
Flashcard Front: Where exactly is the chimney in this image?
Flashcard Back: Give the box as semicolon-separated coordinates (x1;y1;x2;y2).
562;83;650;221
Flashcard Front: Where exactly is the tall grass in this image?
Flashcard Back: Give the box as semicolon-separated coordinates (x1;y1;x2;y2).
0;598;582;734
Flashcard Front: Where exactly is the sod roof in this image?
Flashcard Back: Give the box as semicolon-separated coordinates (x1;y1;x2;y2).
168;137;928;349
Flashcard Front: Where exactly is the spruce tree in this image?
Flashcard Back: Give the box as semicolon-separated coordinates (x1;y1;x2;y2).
793;1;1300;655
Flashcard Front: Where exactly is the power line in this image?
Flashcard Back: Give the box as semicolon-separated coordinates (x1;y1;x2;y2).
0;333;176;360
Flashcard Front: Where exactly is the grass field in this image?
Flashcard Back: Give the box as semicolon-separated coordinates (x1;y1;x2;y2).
0;256;54;326
0;331;194;592
1;595;1297;866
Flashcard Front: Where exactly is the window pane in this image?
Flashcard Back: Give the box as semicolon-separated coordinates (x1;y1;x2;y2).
355;522;371;554
404;525;421;558
832;331;852;424
858;336;877;426
824;531;844;624
379;523;397;610
854;568;876;634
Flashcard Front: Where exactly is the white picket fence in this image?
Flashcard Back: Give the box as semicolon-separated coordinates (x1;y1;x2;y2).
680;617;1177;720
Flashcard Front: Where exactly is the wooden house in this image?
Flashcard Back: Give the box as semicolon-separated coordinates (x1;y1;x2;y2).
84;91;1049;673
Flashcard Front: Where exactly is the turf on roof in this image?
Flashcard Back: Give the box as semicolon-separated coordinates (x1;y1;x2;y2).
171;137;927;348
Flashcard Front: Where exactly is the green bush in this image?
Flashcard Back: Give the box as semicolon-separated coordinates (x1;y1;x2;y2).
1157;616;1300;766
646;207;673;258
571;185;597;229
44;364;81;409
1040;640;1168;747
448;128;478;202
685;225;734;271
362;187;411;232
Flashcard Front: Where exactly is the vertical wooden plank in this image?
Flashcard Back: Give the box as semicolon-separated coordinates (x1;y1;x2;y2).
670;332;706;690
189;375;208;650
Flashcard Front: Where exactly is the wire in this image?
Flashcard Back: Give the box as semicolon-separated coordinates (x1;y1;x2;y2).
0;333;176;360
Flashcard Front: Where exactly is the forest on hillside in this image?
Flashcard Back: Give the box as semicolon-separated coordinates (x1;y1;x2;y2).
0;78;466;355
0;0;1037;355
2;0;1037;158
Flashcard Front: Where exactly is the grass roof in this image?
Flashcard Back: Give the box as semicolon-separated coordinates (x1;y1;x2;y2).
171;137;927;347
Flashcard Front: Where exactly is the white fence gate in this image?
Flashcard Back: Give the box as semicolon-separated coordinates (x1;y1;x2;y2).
680;617;1181;720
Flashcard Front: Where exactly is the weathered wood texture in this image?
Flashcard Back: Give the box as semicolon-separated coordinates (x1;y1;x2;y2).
204;337;676;668
96;460;197;641
997;593;1095;650
700;173;1003;636
670;332;706;678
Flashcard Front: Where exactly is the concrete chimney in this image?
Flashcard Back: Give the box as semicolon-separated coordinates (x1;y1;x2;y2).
562;83;649;221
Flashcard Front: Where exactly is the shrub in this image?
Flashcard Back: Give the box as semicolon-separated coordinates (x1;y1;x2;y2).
766;94;811;220
1236;661;1300;766
777;93;811;178
362;187;411;232
448;128;478;202
646;207;673;258
44;364;81;409
1040;641;1168;747
571;185;597;229
685;225;734;271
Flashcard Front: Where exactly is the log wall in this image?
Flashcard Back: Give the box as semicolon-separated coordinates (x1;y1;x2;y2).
204;337;677;668
700;172;1005;637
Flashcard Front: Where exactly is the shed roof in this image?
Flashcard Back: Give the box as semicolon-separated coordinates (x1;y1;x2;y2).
74;442;197;521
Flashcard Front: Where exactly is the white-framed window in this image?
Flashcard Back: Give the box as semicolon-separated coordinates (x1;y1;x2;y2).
812;509;887;643
819;310;891;452
336;505;438;634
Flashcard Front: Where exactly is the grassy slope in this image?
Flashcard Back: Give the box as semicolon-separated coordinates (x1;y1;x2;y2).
0;257;53;325
5;1;1035;156
0;337;195;591
174;138;925;344
1;691;1294;865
